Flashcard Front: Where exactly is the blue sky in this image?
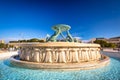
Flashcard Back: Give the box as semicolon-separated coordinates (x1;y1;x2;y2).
0;0;120;42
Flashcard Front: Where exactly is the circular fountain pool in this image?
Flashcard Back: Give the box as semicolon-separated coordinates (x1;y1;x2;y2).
0;52;120;80
10;42;109;70
4;24;113;80
8;25;110;70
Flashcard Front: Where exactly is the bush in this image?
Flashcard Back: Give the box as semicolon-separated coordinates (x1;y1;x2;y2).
94;40;116;48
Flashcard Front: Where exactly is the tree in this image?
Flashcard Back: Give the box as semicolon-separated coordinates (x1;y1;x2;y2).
9;41;18;43
94;40;116;48
94;40;107;47
0;43;5;48
39;40;45;42
108;43;116;48
28;38;40;42
0;43;9;49
9;38;45;43
18;40;27;43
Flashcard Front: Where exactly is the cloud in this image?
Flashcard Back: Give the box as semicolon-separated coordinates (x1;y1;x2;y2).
71;32;82;40
46;34;50;38
73;36;82;39
82;40;90;43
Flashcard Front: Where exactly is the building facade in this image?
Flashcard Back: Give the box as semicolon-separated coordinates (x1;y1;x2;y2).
89;36;120;48
0;40;5;44
107;37;120;48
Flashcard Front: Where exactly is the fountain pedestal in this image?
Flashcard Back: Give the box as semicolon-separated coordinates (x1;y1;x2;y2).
10;42;110;70
19;42;102;63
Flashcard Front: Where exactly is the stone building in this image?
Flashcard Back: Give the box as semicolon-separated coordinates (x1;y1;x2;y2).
89;36;120;48
107;37;120;43
96;38;108;41
0;40;5;44
89;38;107;43
107;36;120;48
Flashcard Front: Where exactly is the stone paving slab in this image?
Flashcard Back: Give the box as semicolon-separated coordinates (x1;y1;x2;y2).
0;51;18;60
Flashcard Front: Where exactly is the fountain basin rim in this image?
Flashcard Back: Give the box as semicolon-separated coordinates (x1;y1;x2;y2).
9;55;109;70
11;42;100;47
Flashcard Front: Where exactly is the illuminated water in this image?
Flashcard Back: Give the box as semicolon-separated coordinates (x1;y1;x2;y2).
0;53;120;80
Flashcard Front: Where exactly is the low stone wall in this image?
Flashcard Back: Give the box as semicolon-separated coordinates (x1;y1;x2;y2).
19;42;102;63
10;55;110;70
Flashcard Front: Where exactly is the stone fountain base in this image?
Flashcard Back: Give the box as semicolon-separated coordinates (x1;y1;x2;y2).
10;54;109;70
19;42;103;63
9;42;110;70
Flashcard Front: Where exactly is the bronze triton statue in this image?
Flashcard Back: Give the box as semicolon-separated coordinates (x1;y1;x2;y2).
46;24;74;42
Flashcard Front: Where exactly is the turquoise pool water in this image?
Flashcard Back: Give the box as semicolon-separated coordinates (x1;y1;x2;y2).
0;56;120;80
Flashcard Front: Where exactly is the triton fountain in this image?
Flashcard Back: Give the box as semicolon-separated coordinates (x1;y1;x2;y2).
10;24;109;70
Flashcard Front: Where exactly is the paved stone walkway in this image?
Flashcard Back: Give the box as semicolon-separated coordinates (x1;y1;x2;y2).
102;51;120;59
0;51;18;60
